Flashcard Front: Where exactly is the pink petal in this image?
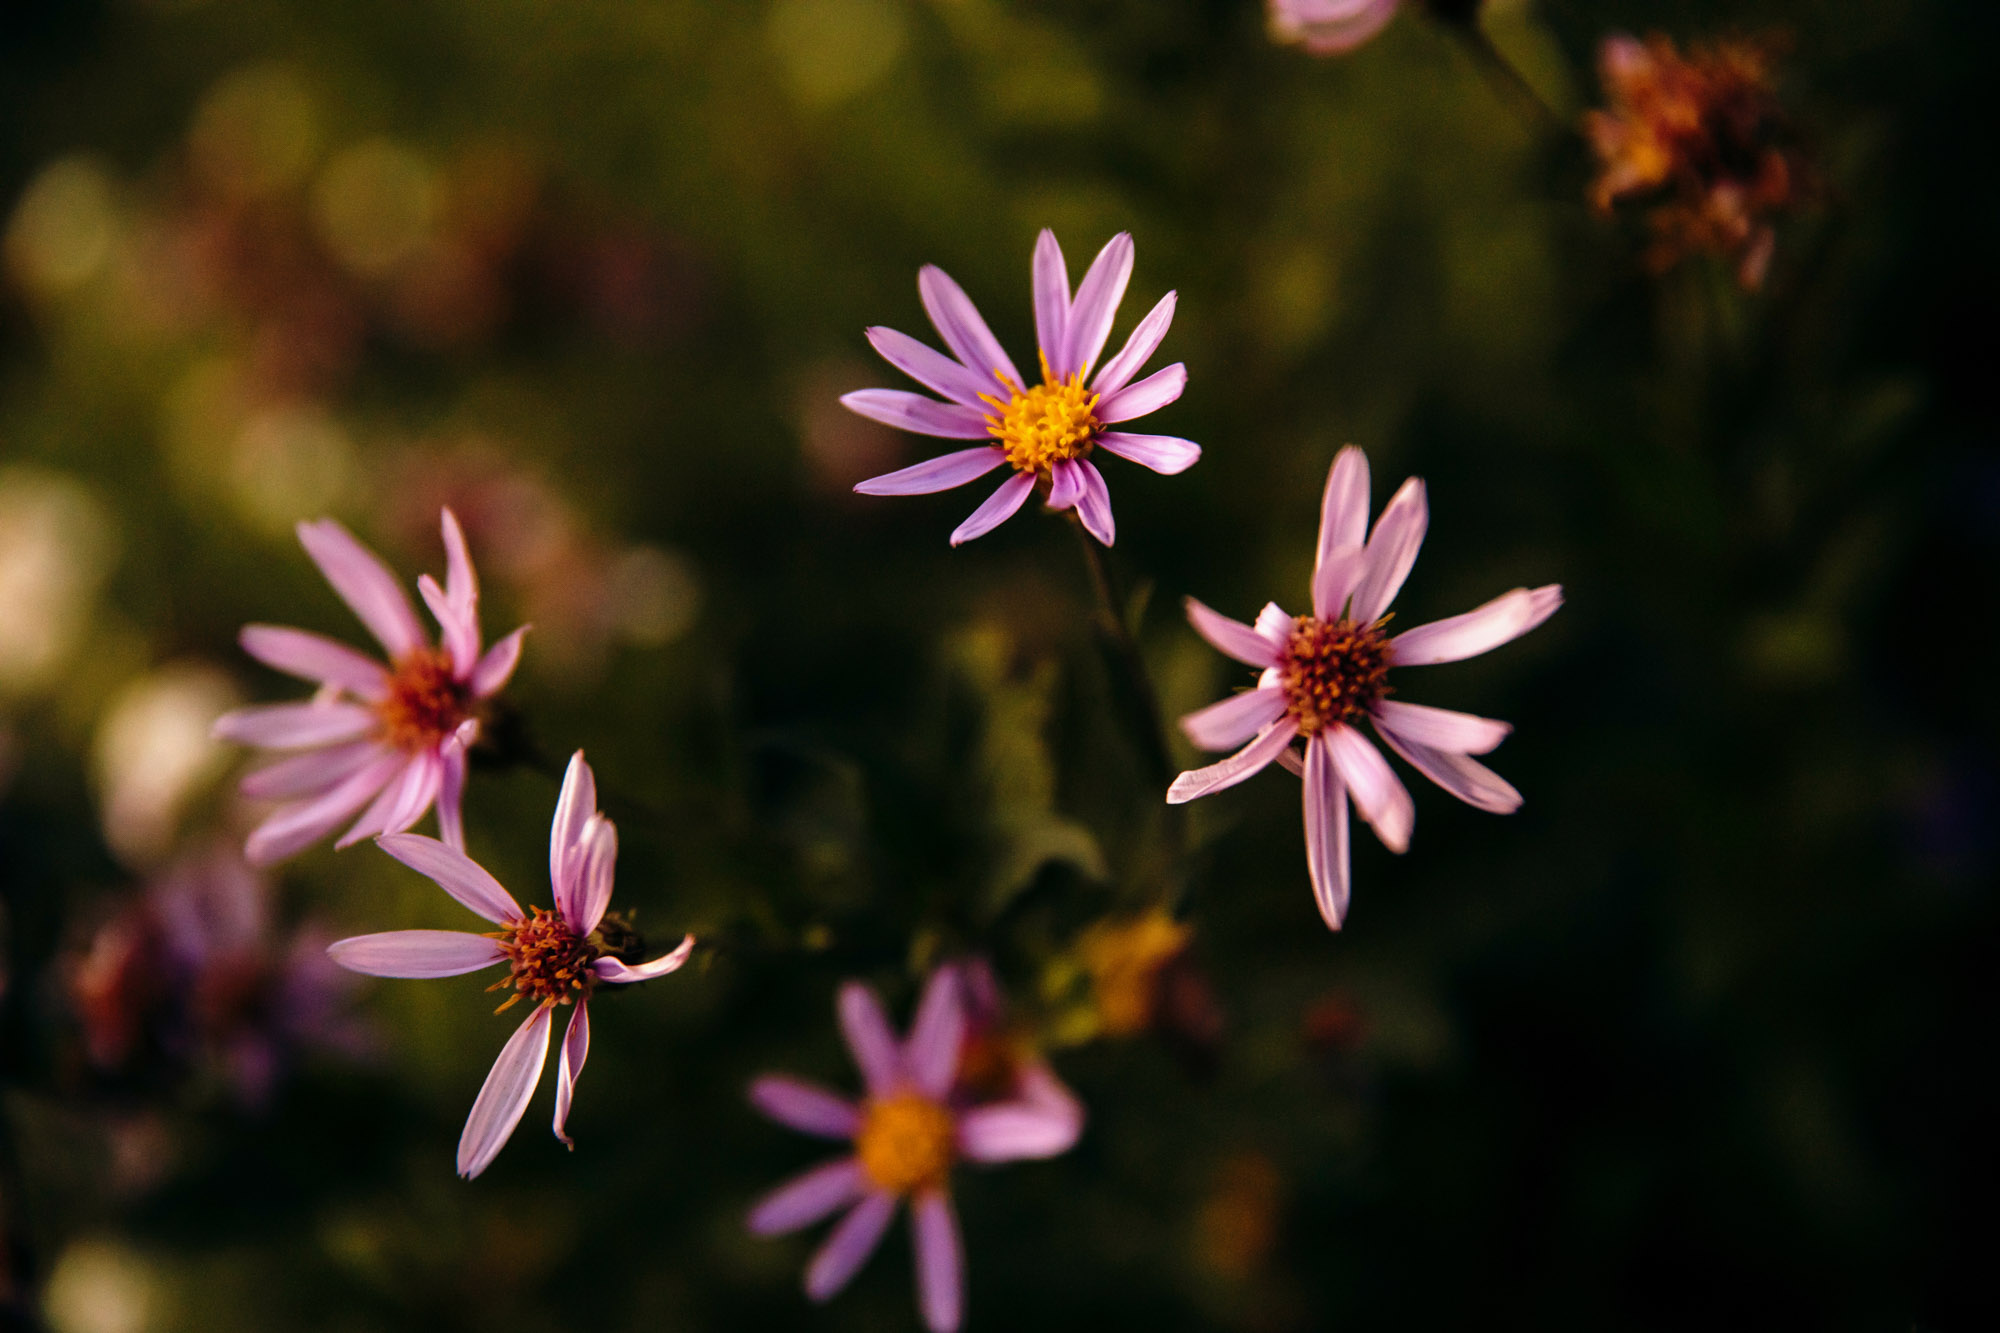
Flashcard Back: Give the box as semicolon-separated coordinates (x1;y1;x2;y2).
436;738;468;851
1031;229;1071;378
440;506;478;614
749;1075;861;1139
243;754;403;865
1063;232;1133;380
335;751;439;849
295;518;427;660
842;390;992;440
1371;699;1512;755
1180;686;1288;752
805;1191;898;1301
949;473;1035;546
327;929;505;978
1073;461;1115;546
1390;585;1564;666
866;326;999;408
376;832;523;925
749;1158;869;1237
1317;445;1372;556
1096;362;1185;423
1325;724;1413;853
590;932;694;982
550;750;597;905
903;965;966;1100
1349;477;1428;625
1090;290;1176;396
912;1191;964;1333
1303;736;1350;930
1311;544;1366;623
1165;722;1296;804
553;1001;590;1149
1254;602;1296;649
838;982;903;1095
854;447;1008;497
238;625;388;700
1095;431;1200;475
469;626;527;698
213;701;376;749
1375;727;1522;815
918;264;1022;390
239;740;383;800
956;1099;1082;1162
1185;597;1283;668
456;1002;554;1179
563;813;617;938
419;575;480;684
1273;0;1400;53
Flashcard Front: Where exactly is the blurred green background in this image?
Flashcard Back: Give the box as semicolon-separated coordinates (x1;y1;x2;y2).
2;0;1994;1329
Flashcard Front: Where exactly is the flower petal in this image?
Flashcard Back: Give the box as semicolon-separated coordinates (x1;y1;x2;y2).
295;518;427;660
1073;461;1116;546
1349;477;1427;625
903;965;965;1100
1311;544;1366;623
854;447;1008;497
376;832;523;925
327;930;505;978
590;933;694;983
1316;445;1371;558
239;740;383;800
1096;362;1185;424
549;750;597;904
419;574;481;684
838;981;903;1095
243;756;401;864
238;625;388;700
1090;290;1175;396
805;1191;898;1301
1390;585;1564;666
1185;597;1283;669
918;264;1021;390
912;1190;964;1333
335;751;439;849
553;1001;590;1149
1031;229;1071;377
1303;736;1350;930
1063;231;1134;381
948;473;1035;546
956;1099;1083;1162
440;507;478;616
1180;686;1288;752
456;1002;553;1179
436;737;468;851
469;626;527;698
1324;724;1412;853
1095;431;1200;475
865;326;998;408
1044;458;1084;511
1165;722;1296;804
749;1158;869;1237
213;701;376;749
1374;727;1523;814
841;390;993;440
564;813;617;938
749;1075;860;1139
1254;602;1295;649
1371;699;1512;756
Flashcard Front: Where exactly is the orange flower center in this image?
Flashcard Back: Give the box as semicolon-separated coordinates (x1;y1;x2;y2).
981;352;1100;476
1279;615;1393;735
854;1092;956;1195
488;907;600;1012
377;648;472;752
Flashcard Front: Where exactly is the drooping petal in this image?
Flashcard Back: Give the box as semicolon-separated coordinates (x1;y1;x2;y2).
553;1002;590;1148
1316;445;1372;561
1095;431;1200;475
912;1190;965;1333
590;933;694;983
563;813;617;938
1090;290;1176;396
327;929;505;978
456;1002;554;1179
469;626;527;698
805;1191;898;1301
549;750;597;904
1389;585;1564;666
1063;232;1134;381
1185;597;1284;668
749;1075;860;1139
1096;363;1185;423
1030;229;1071;376
749;1158;869;1237
865;326;999;408
948;473;1035;546
837;982;903;1095
918;265;1021;390
418;574;480;683
1324;724;1413;853
213;701;376;750
1044;459;1084;511
1073;461;1115;546
238;625;388;700
240;740;382;800
436;736;468;851
1165;722;1296;804
1371;699;1512;756
295;518;427;660
335;750;439;849
957;1099;1083;1162
1375;728;1523;815
840;390;993;439
1303;736;1351;930
243;754;403;865
1349;477;1428;624
376;832;523;925
853;447;1008;497
903;965;966;1100
1180;686;1289;752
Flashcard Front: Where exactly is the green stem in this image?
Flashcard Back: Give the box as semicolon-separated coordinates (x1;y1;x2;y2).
1449;19;1563;133
1068;515;1175;790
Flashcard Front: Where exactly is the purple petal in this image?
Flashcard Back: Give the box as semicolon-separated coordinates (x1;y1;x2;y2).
912;1191;964;1333
327;929;505;978
1303;736;1351;930
1185;597;1283;669
1325;724;1413;853
243;754;403;865
553;1001;590;1148
437;739;468;851
1096;362;1185;423
866;326;1000;408
1095;431;1199;475
240;740;383;800
295;518;426;660
1063;232;1134;381
334;751;439;849
805;1191;898;1301
838;982;903;1095
213;701;376;749
590;933;694;983
238;625;388;700
376;832;523;925
1371;699;1511;756
1375;727;1522;815
1349;477;1428;624
1031;230;1071;378
841;390;992;440
1180;686;1288;752
1073;461;1115;546
469;626;527;698
854;447;1007;497
918;264;1022;390
1311;544;1366;623
949;473;1035;546
1045;459;1084;511
1254;602;1295;648
549;750;597;905
956;1099;1083;1162
1390;585;1563;666
419;574;480;684
903;965;966;1099
440;507;479;615
749;1158;869;1237
564;813;617;938
1090;290;1175;396
1165;722;1295;804
1316;445;1371;560
1273;0;1400;54
749;1075;861;1139
456;1002;553;1179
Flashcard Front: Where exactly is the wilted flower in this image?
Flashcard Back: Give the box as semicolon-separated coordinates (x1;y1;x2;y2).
747;964;1083;1333
212;509;527;864
327;752;693;1178
846;230;1198;547
1584;32;1809;289
1168;446;1561;929
1267;0;1403;55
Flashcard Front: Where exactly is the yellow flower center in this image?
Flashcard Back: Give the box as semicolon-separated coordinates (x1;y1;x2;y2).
1279;615;1393;736
487;906;601;1013
377;648;473;752
854;1092;956;1195
982;352;1100;476
1081;910;1189;1037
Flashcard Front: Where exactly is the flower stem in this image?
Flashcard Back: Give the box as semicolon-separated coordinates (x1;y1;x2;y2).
1067;515;1176;794
1448;18;1562;133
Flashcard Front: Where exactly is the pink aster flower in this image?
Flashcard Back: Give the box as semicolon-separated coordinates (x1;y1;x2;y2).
747;964;1084;1333
845;230;1199;547
1167;446;1561;929
1268;0;1403;55
212;509;527;865
326;752;694;1178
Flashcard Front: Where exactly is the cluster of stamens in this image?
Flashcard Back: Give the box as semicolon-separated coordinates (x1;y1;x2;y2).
488;906;600;1012
376;647;473;752
1278;615;1394;735
854;1092;957;1194
982;352;1100;476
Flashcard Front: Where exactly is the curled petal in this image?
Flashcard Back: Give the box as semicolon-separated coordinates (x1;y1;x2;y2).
903;964;966;1100
1031;230;1071;377
469;626;527;698
1325;725;1413;853
1166;723;1296;804
1180;686;1288;752
590;933;694;983
376;832;523;925
837;982;903;1095
328;930;504;978
295;518;426;660
749;1075;860;1139
456;1002;554;1179
841;390;993;440
918;264;1021;390
1390;585;1564;666
238;626;388;700
1045;459;1084;511
1073;461;1115;546
1096;431;1200;476
1349;477;1428;624
1185;597;1283;669
749;1158;869;1237
957;1099;1083;1162
854;447;1008;497
213;702;376;750
912;1190;965;1333
1376;728;1523;815
1371;699;1512;756
1097;362;1185;424
419;575;480;684
553;1002;590;1149
1091;290;1176;397
866;326;997;408
1303;736;1351;930
1064;231;1134;380
949;473;1035;546
805;1191;898;1301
